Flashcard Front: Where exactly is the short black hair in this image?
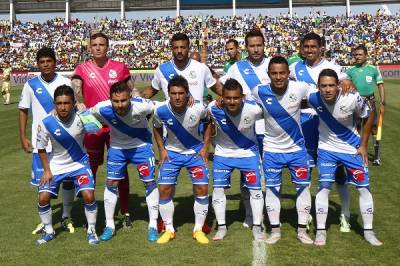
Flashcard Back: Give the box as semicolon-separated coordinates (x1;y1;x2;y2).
226;39;239;47
54;85;75;102
268;56;289;71
301;32;322;47
110;80;130;95
354;44;368;55
168;75;189;93
318;68;339;84
223;78;243;95
245;30;265;46
90;32;109;47
36;47;56;62
170;33;190;46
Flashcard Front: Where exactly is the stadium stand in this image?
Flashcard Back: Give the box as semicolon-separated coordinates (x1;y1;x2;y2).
0;12;399;71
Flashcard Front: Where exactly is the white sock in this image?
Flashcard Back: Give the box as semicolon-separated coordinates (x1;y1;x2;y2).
265;186;281;226
84;201;98;232
194;195;209;231
249;189;264;225
38;204;54;234
61;185;74;219
241;186;252;220
104;185;118;229
337;184;350;218
159;198;175;232
296;186;311;226
212;187;226;226
145;182;159;229
315;188;331;229
358;187;374;230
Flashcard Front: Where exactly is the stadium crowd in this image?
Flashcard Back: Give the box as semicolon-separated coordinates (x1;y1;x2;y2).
1;12;399;71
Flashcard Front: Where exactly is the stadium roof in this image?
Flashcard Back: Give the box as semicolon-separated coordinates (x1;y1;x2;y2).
0;0;398;14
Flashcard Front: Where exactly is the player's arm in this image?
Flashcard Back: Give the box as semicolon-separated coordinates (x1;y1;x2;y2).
71;75;84;104
198;111;212;163
377;83;385;114
141;86;159;99
19;108;32;153
209;79;223;97
38;148;53;186
126;77;140;97
357;96;374;164
153;113;170;165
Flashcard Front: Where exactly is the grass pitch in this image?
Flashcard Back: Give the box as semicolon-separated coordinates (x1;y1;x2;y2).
0;81;399;265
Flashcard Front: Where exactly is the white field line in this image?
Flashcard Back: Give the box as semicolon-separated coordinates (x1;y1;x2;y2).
252;240;267;266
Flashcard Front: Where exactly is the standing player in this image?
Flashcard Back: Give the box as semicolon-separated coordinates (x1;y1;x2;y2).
223;39;244;73
72;32;133;227
153;76;212;244
346;45;385;166
18;47;75;234
142;33;221;102
209;79;265;241
309;69;382;246
1;62;12;105
252;56;314;244
35;85;99;245
220;30;271;228
289;32;353;233
88;81;159;242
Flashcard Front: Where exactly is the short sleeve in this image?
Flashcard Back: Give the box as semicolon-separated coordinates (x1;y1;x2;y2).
375;67;384;84
121;63;131;81
355;94;370;119
203;65;216;88
18;82;32;109
36;123;50;150
151;68;162;91
153;109;163;128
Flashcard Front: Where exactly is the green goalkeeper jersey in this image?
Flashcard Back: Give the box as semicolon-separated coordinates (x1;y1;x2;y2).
287;53;303;66
346;64;384;96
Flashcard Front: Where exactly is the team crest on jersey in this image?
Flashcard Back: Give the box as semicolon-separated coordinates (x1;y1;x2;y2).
289;93;297;102
188;114;198;127
109;69;117;79
89;72;96;79
365;75;373;83
243;116;251;125
189;70;197;79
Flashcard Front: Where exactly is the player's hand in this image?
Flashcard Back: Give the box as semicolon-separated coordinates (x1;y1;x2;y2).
39;170;53;187
20;137;32;153
340;80;356;95
159;150;170;166
188;95;195;107
355;144;368;165
215;96;224;109
76;102;86;112
198;147;209;164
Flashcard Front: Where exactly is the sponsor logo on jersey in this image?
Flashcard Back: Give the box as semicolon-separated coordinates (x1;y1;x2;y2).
349;168;365;182
298;70;304;76
265;98;272;105
190;166;204;179
77;174;89;186
365;75;373;83
167;118;173;125
109;69;117;79
294;166;308;179
243;170;257;184
89;72;96;79
36;87;43;94
189;70;197;79
137;163;150;177
243;68;251;75
54;129;61;136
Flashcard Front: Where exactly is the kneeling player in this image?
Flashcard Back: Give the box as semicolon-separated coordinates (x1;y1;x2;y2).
35;85;99;245
209;79;265;241
309;69;382;246
153;76;211;244
89;81;159;242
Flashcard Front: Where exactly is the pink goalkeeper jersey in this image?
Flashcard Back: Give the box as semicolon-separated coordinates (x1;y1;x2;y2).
74;59;131;108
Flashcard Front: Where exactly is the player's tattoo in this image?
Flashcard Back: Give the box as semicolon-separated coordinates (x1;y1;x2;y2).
71;77;83;103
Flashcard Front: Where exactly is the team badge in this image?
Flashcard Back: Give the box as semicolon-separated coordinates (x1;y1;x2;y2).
89;72;96;79
243;116;251;125
109;69;117;79
188;114;197;127
189;70;197;79
289;93;297;102
365;75;373;83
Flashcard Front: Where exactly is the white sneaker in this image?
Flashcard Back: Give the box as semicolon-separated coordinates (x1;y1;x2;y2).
213;226;227;241
252;226;267;241
314;230;327;246
364;231;383;246
339;214;351;233
297;230;313;244
265;231;281;244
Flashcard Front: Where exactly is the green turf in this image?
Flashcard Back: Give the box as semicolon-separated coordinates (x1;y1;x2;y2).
0;81;399;265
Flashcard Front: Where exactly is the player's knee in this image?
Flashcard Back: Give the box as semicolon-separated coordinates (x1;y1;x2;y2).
106;179;119;187
194;184;208;197
249;189;263;200
81;190;95;204
62;181;74;190
144;181;157;196
318;181;333;191
266;186;281;197
159;184;173;199
38;192;51;206
295;184;309;196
